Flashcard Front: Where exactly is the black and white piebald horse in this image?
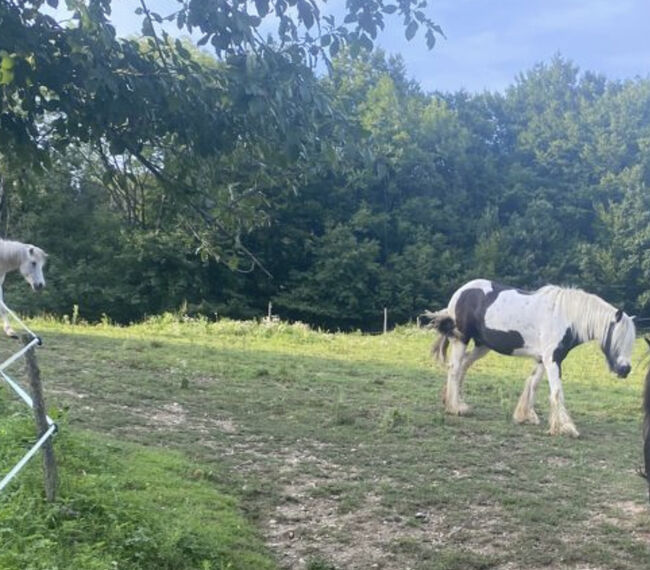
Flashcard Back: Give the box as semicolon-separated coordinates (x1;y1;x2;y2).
425;279;636;437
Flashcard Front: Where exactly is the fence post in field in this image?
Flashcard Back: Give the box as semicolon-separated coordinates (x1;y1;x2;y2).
268;301;272;320
22;335;57;502
383;308;388;334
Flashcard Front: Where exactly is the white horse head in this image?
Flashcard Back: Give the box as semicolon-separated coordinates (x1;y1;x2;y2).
602;309;636;378
19;245;47;291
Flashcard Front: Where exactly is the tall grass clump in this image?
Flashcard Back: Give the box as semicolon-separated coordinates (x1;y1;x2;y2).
0;412;273;570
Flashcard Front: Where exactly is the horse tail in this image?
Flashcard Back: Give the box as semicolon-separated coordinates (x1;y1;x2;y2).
431;335;450;363
421;309;461;364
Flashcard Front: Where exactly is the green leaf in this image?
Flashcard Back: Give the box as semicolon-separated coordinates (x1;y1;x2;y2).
359;34;373;52
405;20;418;40
0;69;14;85
141;18;155;37
297;0;314;29
426;29;436;49
175;39;191;59
254;0;270;17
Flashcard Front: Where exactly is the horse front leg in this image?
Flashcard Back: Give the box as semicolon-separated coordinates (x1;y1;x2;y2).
444;340;470;415
513;361;544;425
544;357;579;437
0;285;16;338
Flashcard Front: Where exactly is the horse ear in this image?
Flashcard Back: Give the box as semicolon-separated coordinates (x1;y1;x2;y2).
615;308;623;322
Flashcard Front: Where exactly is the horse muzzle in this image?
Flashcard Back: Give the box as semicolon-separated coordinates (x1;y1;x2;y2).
32;282;45;291
616;364;631;378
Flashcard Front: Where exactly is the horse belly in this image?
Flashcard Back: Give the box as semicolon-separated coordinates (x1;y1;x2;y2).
480;292;542;356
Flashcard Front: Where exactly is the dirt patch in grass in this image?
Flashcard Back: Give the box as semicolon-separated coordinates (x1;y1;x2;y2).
545;456;573;468
49;387;89;399
213;418;238;433
265;450;448;570
149;402;186;426
220;441;508;570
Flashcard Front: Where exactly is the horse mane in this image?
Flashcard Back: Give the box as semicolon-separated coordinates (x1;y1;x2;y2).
0;240;27;267
0;240;46;265
538;285;628;346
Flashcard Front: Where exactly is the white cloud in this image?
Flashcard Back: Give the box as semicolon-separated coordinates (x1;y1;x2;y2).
522;0;635;33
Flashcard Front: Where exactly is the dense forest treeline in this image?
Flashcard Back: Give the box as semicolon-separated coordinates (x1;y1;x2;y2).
3;47;650;328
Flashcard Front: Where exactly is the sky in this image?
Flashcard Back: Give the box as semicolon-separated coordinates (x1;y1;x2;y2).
51;0;650;93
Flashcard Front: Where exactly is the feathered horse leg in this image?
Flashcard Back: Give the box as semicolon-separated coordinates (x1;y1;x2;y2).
421;309;471;415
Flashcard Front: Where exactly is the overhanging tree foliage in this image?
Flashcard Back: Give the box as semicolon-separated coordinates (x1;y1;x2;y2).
0;0;443;269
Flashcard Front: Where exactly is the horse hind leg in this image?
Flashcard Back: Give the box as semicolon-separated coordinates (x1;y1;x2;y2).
441;346;490;406
458;344;490;396
513;362;544;425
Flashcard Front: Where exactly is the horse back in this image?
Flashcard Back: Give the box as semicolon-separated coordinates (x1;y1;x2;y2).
449;280;547;356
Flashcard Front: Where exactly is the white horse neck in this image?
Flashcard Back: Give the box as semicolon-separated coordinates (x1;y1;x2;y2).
0;240;27;273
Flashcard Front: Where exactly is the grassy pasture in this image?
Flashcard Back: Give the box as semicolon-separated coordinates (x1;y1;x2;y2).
2;316;650;569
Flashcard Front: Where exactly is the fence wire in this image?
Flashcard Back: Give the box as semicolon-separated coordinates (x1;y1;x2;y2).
0;300;55;494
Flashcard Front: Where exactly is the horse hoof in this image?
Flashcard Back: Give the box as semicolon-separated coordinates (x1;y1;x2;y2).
526;410;540;425
514;415;540;425
445;403;471;416
562;426;580;438
4;328;17;339
513;408;540;425
548;425;580;438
